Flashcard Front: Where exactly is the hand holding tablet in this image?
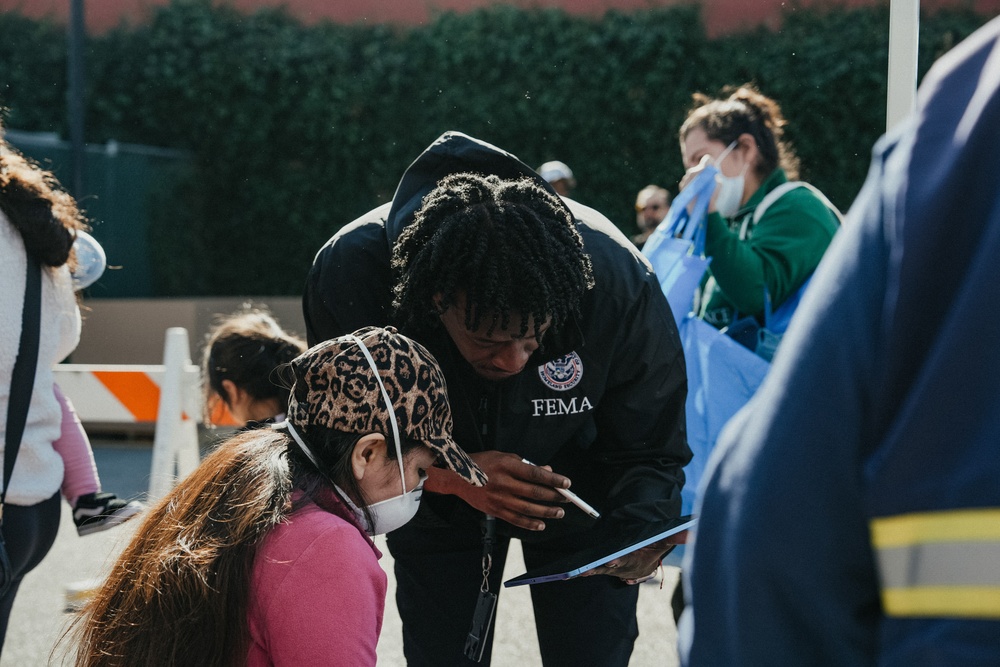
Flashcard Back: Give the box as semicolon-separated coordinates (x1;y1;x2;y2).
504;516;697;587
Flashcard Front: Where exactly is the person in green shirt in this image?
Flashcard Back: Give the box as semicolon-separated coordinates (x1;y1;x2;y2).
678;85;840;331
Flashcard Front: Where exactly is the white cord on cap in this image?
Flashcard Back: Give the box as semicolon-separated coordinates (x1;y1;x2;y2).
349;333;406;495
276;421;321;468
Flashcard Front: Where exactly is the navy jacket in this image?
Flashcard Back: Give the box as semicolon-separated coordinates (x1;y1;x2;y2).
683;17;1000;666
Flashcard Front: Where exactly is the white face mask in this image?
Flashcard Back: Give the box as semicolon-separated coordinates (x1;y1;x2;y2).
283;334;426;536
335;472;426;536
713;140;748;218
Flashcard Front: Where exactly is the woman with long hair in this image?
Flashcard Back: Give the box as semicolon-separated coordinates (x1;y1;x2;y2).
70;326;487;666
0;123;141;653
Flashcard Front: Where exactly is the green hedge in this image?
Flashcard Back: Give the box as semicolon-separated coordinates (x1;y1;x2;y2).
0;1;990;295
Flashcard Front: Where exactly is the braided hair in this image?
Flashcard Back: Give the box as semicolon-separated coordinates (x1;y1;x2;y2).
679;84;801;181
391;173;594;345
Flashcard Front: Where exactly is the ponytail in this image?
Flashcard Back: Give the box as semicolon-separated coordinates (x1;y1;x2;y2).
680;84;801;181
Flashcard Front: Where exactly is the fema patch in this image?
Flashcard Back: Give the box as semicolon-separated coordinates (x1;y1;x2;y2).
538;352;583;391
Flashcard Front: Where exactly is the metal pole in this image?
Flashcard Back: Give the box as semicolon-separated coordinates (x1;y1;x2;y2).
886;0;920;131
67;0;86;199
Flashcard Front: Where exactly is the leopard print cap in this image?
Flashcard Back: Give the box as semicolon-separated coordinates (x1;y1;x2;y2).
286;326;487;486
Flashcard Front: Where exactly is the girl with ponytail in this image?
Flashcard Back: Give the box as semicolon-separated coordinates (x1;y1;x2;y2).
201;306;306;428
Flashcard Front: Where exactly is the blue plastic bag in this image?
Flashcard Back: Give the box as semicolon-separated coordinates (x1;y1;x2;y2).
678;316;769;515
643;167;771;519
643;167;718;325
725;276;814;361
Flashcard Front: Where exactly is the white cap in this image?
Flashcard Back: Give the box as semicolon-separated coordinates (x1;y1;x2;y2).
538;160;575;184
71;230;107;290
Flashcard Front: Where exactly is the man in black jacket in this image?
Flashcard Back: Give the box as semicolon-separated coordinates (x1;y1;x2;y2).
303;132;690;666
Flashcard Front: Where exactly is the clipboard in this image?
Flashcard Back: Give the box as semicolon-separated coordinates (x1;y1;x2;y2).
503;515;697;587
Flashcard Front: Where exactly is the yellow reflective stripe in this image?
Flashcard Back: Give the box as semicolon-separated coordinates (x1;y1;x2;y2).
871;508;1000;548
882;586;1000;619
872;509;1000;619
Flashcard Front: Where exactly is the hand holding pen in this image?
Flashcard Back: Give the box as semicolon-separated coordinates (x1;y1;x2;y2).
425;452;600;530
521;459;601;519
428;451;578;531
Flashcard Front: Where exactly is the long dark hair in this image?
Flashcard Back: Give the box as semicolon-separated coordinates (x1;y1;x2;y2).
0;120;86;267
67;423;419;666
679;84;801;181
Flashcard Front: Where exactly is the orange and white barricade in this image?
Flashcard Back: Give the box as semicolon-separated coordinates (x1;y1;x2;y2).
54;327;203;500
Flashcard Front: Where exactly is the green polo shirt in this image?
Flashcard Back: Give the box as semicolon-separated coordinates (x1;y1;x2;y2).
698;169;840;329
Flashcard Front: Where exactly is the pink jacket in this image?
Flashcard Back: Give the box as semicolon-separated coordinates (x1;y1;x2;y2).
247;494;386;666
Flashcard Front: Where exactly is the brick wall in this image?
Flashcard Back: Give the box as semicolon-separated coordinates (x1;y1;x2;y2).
8;0;1000;38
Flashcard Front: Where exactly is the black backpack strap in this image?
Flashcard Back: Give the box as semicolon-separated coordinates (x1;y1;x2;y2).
3;255;42;506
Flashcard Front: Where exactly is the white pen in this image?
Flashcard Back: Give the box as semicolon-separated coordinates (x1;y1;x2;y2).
521;459;601;519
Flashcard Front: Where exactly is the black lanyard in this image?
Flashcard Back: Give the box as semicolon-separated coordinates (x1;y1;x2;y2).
464;514;497;661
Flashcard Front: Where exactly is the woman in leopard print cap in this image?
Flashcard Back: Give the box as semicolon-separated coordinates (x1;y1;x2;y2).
71;326;486;667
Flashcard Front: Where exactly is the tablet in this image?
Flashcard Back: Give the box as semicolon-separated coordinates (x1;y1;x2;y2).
504;515;697;587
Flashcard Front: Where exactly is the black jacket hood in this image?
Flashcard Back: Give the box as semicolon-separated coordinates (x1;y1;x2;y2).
384;131;571;246
382;131;585;360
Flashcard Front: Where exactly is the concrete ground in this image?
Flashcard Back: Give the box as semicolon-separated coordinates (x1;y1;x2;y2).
1;440;681;666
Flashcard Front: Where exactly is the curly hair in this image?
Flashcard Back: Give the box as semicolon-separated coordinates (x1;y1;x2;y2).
679;84;801;181
0;120;86;267
391;173;594;344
